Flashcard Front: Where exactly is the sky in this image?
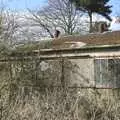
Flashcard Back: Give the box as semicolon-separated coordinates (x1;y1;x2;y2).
1;0;120;31
2;0;48;10
2;0;120;16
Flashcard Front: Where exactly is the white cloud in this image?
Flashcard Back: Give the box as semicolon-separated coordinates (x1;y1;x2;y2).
109;17;120;31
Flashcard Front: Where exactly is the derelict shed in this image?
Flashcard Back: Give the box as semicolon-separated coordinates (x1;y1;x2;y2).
23;31;120;88
1;31;120;89
34;30;120;88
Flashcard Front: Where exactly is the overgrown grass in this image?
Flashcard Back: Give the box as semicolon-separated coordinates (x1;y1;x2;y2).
1;87;120;120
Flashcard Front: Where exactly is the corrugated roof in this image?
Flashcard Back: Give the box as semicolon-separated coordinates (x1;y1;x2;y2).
52;31;120;48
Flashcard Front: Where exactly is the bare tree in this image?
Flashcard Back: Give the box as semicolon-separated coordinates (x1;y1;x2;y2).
0;10;20;46
27;0;84;38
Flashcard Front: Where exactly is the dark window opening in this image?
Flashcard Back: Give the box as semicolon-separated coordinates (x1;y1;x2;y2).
94;58;120;88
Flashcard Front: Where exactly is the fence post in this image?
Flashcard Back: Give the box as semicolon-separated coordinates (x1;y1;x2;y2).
0;94;3;120
60;58;65;88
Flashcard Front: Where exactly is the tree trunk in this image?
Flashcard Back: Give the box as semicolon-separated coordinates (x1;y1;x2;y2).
88;11;92;33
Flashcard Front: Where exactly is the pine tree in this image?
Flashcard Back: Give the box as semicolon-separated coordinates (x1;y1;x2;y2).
70;0;112;32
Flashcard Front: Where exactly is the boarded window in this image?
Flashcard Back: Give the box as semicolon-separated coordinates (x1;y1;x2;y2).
94;58;120;88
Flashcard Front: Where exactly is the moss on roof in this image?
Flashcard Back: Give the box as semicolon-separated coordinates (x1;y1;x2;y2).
52;31;120;48
15;40;53;52
1;31;120;58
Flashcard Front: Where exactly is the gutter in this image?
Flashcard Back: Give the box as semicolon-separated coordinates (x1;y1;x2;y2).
33;44;120;55
1;44;120;62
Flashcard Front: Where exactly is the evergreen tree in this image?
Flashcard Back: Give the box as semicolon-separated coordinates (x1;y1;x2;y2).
70;0;112;32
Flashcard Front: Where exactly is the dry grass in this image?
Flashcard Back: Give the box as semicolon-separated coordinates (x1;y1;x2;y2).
0;87;120;120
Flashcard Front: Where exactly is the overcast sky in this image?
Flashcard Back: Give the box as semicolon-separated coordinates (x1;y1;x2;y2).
3;0;120;16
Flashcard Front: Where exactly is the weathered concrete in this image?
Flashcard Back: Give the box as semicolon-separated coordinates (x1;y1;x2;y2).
1;44;120;89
